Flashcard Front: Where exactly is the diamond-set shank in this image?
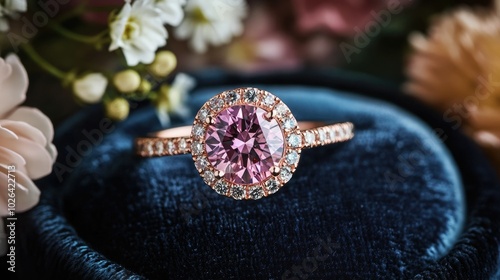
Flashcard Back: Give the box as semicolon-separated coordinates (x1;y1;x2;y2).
135;88;354;200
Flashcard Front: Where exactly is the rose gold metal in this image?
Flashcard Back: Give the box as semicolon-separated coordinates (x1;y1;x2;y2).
214;170;225;179
135;87;354;200
135;121;354;157
270;166;281;176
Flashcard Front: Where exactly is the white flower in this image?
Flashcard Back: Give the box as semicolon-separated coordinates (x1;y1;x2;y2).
0;54;56;255
109;0;168;66
156;73;195;126
154;0;186;26
0;0;28;32
174;0;248;53
73;73;108;104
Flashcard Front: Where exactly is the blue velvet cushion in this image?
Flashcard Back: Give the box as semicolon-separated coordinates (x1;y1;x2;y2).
11;71;500;279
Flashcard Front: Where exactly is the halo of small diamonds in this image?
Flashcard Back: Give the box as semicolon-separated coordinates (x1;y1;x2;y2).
191;88;302;200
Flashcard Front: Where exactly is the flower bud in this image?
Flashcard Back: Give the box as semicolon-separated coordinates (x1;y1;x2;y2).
105;97;129;121
148;51;177;77
113;69;141;93
73;73;108;103
138;79;152;94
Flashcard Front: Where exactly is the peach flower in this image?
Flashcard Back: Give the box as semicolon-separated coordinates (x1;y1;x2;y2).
404;5;500;174
0;54;57;255
293;0;411;36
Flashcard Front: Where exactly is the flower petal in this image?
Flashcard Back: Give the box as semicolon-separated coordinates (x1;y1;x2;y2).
0;54;28;118
0;134;53;179
7;107;55;143
0;165;40;213
470;108;500;130
0;125;18;140
10;169;41;213
0;146;26;169
0;120;47;147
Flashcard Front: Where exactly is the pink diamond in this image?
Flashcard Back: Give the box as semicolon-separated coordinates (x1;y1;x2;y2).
205;105;284;184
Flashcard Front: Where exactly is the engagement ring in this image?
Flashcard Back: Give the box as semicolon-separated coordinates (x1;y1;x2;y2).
136;88;354;200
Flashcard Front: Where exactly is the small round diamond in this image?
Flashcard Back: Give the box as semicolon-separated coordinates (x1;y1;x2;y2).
192;142;203;155
280;167;292;183
249;186;264;199
214;180;228;195
154;141;164;153
286;151;299;165
167;141;175;154
274;103;288;118
179;138;187;151
145;142;153;156
283;118;297;130
265;179;279;194
226;91;240;104
263;93;275;106
305;131;315;145
288;134;302;148
193;124;204;138
210;98;224;111
231;185;245;200
198;107;209;120
204;170;215;183
319;129;326;141
244;88;258;102
195;157;209;171
339;126;347;139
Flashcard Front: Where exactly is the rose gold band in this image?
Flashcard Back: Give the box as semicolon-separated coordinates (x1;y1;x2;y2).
135;122;354;158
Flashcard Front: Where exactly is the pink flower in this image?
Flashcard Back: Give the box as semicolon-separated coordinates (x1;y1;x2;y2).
70;0;123;25
0;54;57;255
224;4;301;72
293;0;410;36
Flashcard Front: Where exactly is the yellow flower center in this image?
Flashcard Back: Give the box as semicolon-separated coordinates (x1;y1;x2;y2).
123;18;140;41
191;7;209;23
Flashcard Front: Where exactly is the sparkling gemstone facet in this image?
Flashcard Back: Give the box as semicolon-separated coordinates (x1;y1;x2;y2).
244;88;258;102
231;185;245;199
214;180;229;195
280;166;292;183
283;118;297;130
205;105;285;184
288;134;302;147
274;103;288;117
210;98;224;111
192;142;203;155
263;93;275;106
193;124;204;138
286;151;299;165
249;186;264;199
226;91;240;103
265;179;279;194
203;171;215;183
198;107;209;120
305;131;315;145
195;157;208;171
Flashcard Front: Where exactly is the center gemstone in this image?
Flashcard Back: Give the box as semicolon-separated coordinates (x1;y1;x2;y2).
205;105;284;184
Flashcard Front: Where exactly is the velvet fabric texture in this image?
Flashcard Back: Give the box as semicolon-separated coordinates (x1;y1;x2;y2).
9;71;500;279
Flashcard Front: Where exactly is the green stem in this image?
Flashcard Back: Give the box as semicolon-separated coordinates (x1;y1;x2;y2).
21;44;67;80
50;24;109;45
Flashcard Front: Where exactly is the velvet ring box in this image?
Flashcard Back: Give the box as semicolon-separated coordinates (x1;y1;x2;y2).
13;71;500;279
